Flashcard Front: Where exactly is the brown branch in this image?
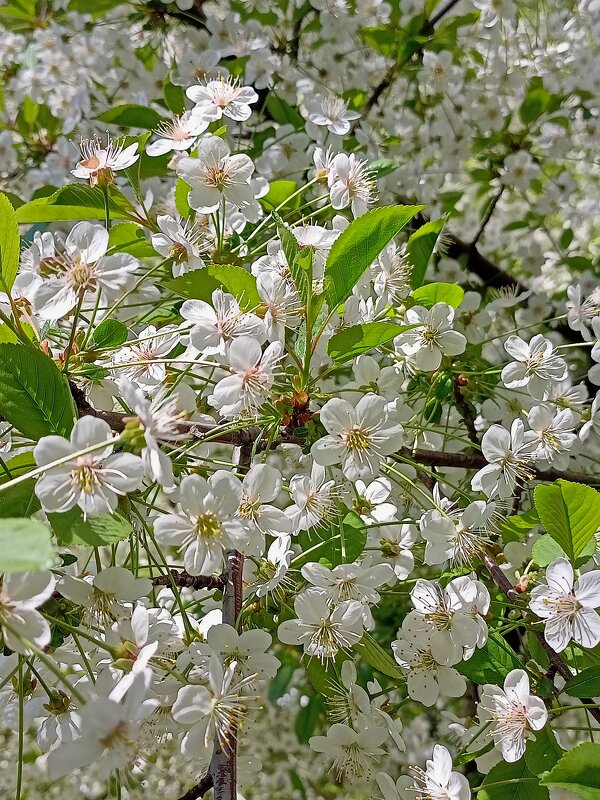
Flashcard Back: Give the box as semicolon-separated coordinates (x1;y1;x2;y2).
178;445;251;800
152;569;225;591
68;385;600;487
453;376;480;447
471;186;505;247
178;773;213;800
483;553;600;725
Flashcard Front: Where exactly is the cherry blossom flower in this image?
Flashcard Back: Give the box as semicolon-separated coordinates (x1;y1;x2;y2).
71;135;139;186
208;336;282;418
527;404;578;470
188;624;280;680
151;215;208;275
304;94;360;135
406;577;486;664
471;420;537;499
328;153;376;217
153;472;251;576
33;221;138;320
176;135;256;213
186;76;258;121
286;463;340;531
180;288;265;356
256;271;302;342
501;334;568;399
308;722;388;781
478;669;547;762
277;588;364;660
311;394;404;481
421;501;495;566
400;745;471;800
33;416;143;518
566;285;600;341
395;303;466;372
237;463;292;538
301;560;393;627
250;536;294;598
112;324;180;386
0;571;56;655
369;522;417;580
47;668;158;778
146;110;215;157
59;567;151;624
171;654;258;755
119;378;189;489
392;617;467;706
529;558;600;652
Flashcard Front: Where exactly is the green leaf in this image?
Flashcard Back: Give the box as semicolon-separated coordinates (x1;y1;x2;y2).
534;480;600;564
96;104;166;130
0;192;20;291
0;519;54;573
457;632;522;684
532;533;596;569
524;726;563;776
303;655;345;698
408;217;446;288
323;205;424;309
291;248;313;310
164;78;185;115
0;344;76;439
541;743;600;800
15;184;136;224
295;694;325;744
410;282;464;309
165;265;261;312
498;508;540;542
520;87;550;125
327;322;413;364
265;95;304;129
92;319;128;349
268;662;295;703
564;667;600;698
295;508;367;569
0;475;40;519
175;178;193;218
354;633;404;680
261;181;301;212
367;158;399;179
108;222;155;258
48;507;133;547
479;745;549;800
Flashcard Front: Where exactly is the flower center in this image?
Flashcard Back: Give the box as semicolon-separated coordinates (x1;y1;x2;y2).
195;512;224;540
